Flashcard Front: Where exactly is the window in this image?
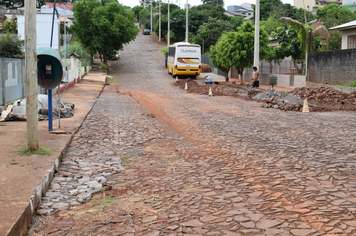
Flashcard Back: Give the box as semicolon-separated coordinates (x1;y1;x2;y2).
347;35;356;49
168;46;176;57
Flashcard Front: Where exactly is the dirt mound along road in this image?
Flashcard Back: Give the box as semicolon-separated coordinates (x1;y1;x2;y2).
293;87;356;112
174;79;244;97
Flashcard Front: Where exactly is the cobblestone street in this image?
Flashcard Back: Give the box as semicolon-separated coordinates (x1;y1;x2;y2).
30;33;356;236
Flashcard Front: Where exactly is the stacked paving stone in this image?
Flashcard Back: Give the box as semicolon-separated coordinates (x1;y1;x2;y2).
36;86;163;215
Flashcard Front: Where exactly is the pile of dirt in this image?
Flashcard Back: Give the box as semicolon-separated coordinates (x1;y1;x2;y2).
174;79;243;97
201;63;212;73
292;87;356;111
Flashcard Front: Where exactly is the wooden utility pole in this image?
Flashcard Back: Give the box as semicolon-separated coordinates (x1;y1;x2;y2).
159;0;161;42
25;0;39;151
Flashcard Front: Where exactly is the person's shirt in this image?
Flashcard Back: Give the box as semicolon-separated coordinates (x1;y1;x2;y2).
253;71;260;81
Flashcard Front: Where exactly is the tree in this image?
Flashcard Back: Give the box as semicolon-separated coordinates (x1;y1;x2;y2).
259;0;283;21
210;21;269;83
292;8;314;23
2;20;17;34
131;5;144;21
0;33;23;57
316;3;356;28
193;17;232;53
201;0;224;7
279;17;330;58
229;16;244;31
73;0;139;64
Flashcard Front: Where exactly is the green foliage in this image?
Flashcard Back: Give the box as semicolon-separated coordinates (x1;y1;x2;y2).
131;5;144;21
259;0;284;21
101;62;107;70
316;3;356;28
279;17;330;59
161;46;168;54
210;21;269;83
193;17;232;53
139;8;151;29
201;0;224;7
329;31;342;50
292;8;314;23
2;20;17;34
0;33;23;57
60;42;91;66
271;26;302;61
229;16;244;31
73;0;139;64
16;145;56;156
336;80;356;87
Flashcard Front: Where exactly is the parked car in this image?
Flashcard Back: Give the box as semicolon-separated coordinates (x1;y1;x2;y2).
109;51;120;60
143;29;151;35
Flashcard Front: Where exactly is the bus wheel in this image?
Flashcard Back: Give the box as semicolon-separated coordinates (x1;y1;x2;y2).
168;69;171;75
191;75;196;79
172;73;176;78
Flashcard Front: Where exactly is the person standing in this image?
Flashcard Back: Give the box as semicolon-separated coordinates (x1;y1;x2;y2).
251;66;260;88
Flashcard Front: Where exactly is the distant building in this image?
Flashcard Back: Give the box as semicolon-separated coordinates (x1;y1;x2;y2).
294;0;341;13
343;0;356;12
225;5;253;20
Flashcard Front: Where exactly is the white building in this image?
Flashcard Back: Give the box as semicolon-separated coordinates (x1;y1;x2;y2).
17;12;61;52
225;5;253;20
330;20;356;49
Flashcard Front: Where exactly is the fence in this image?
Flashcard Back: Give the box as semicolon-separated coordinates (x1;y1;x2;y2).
201;54;225;76
202;54;305;78
244;58;305;75
0;57;25;106
1;56;90;107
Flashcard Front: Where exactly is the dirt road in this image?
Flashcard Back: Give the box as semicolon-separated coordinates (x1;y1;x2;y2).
29;33;356;235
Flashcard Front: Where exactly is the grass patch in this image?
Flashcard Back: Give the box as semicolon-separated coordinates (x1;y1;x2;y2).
161;46;168;55
91;196;117;209
16;145;56;156
335;80;356;87
121;154;131;163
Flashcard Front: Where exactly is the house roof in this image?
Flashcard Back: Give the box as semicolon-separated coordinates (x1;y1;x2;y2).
329;20;356;30
41;7;73;16
45;2;74;11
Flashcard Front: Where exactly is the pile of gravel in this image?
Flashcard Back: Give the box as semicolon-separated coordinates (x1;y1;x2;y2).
253;87;303;105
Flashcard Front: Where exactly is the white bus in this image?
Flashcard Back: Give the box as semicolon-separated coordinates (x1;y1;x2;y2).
167;42;201;79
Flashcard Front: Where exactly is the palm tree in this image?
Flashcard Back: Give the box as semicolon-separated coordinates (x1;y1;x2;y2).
279;17;330;74
279;17;330;58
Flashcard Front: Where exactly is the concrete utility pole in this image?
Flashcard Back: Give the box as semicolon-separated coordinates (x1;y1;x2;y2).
253;0;260;68
159;0;161;42
185;0;188;42
168;0;170;46
150;0;152;32
25;0;39;151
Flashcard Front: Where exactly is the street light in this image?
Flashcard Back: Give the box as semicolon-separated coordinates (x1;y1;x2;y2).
185;0;188;42
168;0;170;46
254;0;260;68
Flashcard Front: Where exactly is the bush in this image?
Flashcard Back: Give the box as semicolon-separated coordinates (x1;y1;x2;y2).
60;42;91;66
0;33;23;57
100;62;107;71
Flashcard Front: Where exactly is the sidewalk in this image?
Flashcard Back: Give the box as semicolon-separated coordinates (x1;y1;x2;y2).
0;73;106;236
198;72;294;92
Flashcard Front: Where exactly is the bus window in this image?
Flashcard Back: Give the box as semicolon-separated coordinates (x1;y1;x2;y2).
168;47;176;57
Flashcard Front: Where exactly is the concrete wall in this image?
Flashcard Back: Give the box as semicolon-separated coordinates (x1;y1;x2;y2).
276;74;291;87
342;28;356;50
308;49;356;84
294;75;306;88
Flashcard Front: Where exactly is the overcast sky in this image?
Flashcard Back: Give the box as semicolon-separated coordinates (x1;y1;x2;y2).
121;0;294;10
